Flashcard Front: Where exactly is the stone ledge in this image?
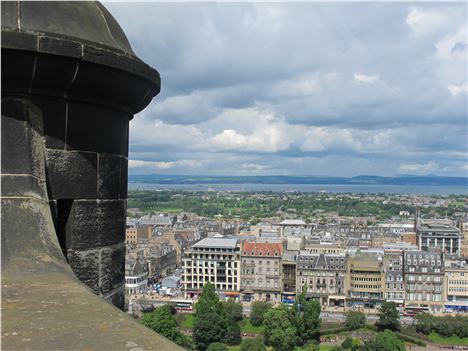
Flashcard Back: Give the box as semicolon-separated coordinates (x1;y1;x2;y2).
1;271;183;351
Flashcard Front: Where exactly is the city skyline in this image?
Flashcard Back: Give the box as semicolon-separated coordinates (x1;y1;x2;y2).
107;2;467;177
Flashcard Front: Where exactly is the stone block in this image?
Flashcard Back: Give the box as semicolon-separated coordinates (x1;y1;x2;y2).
1;50;36;93
33;97;67;149
66;200;125;250
99;244;125;294
97;154;122;199
45;149;97;199
102;286;125;310
31;54;78;97
1;174;47;200
120;157;128;198
67;248;100;293
1;99;44;178
66;100;130;156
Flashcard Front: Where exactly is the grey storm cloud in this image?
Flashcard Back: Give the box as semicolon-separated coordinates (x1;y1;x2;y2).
105;2;467;177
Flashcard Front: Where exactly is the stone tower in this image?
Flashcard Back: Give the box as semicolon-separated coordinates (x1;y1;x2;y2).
1;2;159;308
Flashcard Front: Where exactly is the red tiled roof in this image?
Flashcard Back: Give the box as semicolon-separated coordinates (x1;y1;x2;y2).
242;241;282;257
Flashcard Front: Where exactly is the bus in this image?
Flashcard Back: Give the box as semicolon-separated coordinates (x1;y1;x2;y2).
170;299;194;312
403;306;429;317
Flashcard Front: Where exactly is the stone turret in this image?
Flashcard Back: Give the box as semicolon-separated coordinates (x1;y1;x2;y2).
1;2;183;349
2;0;160;308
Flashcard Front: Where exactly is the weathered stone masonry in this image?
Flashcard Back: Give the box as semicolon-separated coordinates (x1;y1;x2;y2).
2;1;160;309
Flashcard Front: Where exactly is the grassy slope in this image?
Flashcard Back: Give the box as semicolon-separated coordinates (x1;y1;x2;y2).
428;332;468;346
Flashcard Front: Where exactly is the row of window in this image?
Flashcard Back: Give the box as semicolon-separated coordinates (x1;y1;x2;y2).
351;277;382;282
407;284;443;292
243;269;279;275
406;259;441;266
242;251;279;256
448;287;468;292
448;280;468;285
299;257;346;263
351;284;382;289
242;279;279;288
407;275;442;282
407;293;442;301
242;260;279;266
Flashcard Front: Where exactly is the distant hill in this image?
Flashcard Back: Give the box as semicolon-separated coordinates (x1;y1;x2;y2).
128;174;468;186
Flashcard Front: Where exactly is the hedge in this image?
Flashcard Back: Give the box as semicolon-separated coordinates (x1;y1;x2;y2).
395;332;427;347
320;327;349;336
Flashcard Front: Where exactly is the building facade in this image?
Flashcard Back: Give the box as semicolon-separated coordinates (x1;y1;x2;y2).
417;220;461;257
182;236;240;299
346;252;385;309
444;261;468;312
296;251;347;307
403;249;445;313
240;241;283;303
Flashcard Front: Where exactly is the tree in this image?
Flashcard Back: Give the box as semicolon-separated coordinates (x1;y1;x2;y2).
341;337;353;349
222;299;243;323
361;330;405;351
140;305;184;344
250;301;272;326
206;342;228;351
345;311;367;330
225;320;242;345
240;337;266;351
377;302;400;331
292;286;321;344
414;313;433;335
263;308;297;351
193;312;228;351
302;341;320;351
193;283;228;351
222;298;242;345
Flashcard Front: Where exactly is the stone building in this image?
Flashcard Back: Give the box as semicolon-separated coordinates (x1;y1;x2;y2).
282;250;298;303
346;252;385;309
182;236;241;299
296;251;347;307
416;220;461;257
125;251;148;295
403;249;445;313
444;260;468;312
383;251;405;307
240;240;284;303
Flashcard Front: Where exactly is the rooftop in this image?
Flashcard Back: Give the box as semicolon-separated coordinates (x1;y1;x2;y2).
192;236;238;249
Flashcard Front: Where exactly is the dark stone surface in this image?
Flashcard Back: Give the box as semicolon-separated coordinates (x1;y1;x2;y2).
120;157;129;198
1;49;36;94
66;200;126;250
66;101;129;155
98;154;123;199
10;1;134;55
2;0;161;321
31;54;78;96
66;249;100;293
45;149;97;199
103;286;125;310
1;174;47;200
1;99;44;178
32;97;67;150
99;244;126;293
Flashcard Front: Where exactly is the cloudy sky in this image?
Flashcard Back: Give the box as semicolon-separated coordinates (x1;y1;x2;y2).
106;2;467;177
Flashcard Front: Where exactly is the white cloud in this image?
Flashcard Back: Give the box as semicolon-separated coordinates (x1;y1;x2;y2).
448;83;468;96
105;2;467;176
353;72;380;83
128;159;202;170
406;7;451;37
398;162;438;173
